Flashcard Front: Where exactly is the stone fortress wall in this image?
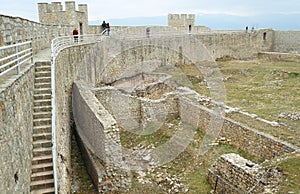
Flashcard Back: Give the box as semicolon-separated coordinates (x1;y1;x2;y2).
0;14;73;51
0;1;300;193
273;30;300;53
0;63;35;193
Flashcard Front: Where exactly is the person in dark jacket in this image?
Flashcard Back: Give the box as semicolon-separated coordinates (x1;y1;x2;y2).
102;20;106;33
73;28;79;43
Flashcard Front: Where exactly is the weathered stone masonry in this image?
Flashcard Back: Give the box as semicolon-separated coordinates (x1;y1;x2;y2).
0;63;35;193
52;43;97;193
1;2;300;192
0;14;73;50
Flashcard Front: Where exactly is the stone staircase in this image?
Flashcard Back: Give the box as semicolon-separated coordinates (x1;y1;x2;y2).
30;62;55;194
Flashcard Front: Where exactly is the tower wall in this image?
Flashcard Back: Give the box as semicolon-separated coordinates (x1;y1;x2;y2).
168;14;195;27
38;1;88;34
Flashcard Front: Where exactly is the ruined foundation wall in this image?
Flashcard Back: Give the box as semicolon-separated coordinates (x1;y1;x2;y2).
207;153;265;194
179;97;297;160
258;52;300;61
72;81;131;193
0;64;35;193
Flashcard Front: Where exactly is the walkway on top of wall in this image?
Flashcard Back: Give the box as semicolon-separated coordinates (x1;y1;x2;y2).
33;48;51;62
0;48;51;91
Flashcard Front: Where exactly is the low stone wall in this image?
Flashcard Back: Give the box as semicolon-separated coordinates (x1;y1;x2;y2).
72;80;131;193
0;14;73;52
258;52;300;61
0;63;35;193
208;153;266;193
53;43;97;193
179;97;298;160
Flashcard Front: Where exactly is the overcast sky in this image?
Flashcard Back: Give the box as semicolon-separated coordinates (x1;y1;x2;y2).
0;0;299;22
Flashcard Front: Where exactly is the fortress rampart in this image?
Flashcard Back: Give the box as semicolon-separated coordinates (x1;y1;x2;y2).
0;63;35;193
273;31;300;53
0;1;300;193
0;14;73;51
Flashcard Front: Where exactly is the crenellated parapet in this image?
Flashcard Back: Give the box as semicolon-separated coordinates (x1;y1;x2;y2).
38;1;88;34
168;14;195;28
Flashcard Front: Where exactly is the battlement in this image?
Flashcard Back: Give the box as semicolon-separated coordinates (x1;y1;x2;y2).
38;1;87;13
38;1;88;34
168;14;195;27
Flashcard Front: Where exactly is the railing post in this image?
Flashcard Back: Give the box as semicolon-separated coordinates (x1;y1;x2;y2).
30;41;34;63
15;44;20;75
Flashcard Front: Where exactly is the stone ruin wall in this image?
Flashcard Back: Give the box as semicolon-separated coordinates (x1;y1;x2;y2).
0;62;35;193
258;51;300;61
179;97;297;161
208;153;267;193
72;76;297;192
72;81;132;193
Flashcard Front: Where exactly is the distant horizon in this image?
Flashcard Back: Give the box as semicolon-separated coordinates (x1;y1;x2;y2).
89;13;300;31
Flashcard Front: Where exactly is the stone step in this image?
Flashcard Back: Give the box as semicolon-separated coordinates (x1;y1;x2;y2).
34;77;51;84
31;162;53;173
32;155;53;166
34;99;51;107
33;125;51;134
35;61;51;68
31;170;54;182
30;178;54;191
34;94;51;101
30;187;55;194
34;82;51;89
35;66;51;72
34;105;52;113
33;147;52;157
34;88;51;95
35;72;51;78
33;132;52;141
33;112;51;120
33;118;51;127
33;139;52;149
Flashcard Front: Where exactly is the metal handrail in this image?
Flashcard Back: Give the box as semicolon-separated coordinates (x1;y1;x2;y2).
0;41;33;77
51;34;103;58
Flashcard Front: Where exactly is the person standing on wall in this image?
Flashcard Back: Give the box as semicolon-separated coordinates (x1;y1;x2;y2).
146;27;150;38
106;23;110;35
102;20;106;34
73;28;79;43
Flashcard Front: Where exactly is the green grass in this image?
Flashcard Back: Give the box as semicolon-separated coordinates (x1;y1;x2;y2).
175;59;300;147
275;153;300;193
71;132;98;194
